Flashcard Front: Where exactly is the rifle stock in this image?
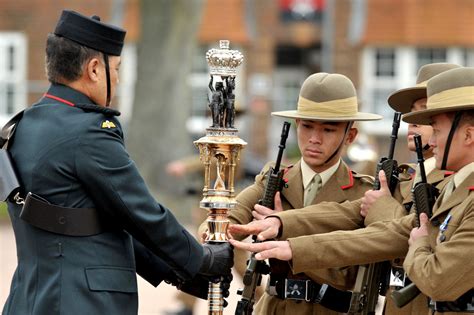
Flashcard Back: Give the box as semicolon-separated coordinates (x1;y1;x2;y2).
390;134;439;308
235;122;290;315
350;112;402;314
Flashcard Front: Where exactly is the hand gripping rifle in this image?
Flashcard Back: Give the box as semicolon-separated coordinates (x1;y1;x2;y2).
235;121;290;315
390;134;439;308
349;112;402;314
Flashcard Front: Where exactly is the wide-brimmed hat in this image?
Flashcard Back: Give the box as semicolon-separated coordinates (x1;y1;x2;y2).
403;67;474;125
388;63;462;114
272;72;382;121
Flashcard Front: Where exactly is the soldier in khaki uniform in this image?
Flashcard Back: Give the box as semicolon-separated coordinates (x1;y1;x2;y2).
230;67;474;314
202;72;382;314
229;63;460;314
402;67;474;314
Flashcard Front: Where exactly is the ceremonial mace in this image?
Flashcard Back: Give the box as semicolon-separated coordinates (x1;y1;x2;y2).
194;40;246;315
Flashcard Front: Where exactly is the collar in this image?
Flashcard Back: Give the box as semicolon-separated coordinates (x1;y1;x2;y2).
424;157;437;176
41;84;120;117
453;162;474;189
42;83;94;105
301;158;341;190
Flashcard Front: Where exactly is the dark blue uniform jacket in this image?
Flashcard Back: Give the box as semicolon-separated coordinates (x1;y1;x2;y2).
2;84;203;315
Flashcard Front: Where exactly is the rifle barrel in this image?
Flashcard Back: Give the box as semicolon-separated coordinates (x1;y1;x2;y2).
388;112;402;159
414;134;427;183
273;122;290;174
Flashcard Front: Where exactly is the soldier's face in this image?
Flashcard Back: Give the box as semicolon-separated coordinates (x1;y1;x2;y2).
296;119;357;173
407;98;433;155
429;113;469;171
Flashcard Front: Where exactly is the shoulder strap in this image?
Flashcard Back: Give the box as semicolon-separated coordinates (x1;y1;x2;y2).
1;110;25;149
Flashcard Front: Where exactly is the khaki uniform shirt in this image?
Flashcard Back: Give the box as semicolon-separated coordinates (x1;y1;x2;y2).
404;164;474;315
221;159;373;315
278;164;450;315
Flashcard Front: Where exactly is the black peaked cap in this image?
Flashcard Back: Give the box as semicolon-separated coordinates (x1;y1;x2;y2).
54;10;126;56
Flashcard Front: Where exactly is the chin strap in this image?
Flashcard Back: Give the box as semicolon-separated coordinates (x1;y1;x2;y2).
441;112;463;170
103;54;111;107
324;122;352;164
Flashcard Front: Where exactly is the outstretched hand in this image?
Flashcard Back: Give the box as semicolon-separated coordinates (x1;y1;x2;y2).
252;192;283;220
360;170;391;217
228;217;282;241
229;239;292;261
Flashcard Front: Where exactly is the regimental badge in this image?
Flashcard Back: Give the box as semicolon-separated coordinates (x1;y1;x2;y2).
101;120;116;129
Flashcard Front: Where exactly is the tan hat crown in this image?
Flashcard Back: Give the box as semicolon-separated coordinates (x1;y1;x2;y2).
403;67;474;124
416;63;463;86
272;72;382;121
388;63;462;113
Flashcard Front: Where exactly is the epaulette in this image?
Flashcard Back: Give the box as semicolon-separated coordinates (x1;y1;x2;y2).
76;103;121;117
352;171;375;180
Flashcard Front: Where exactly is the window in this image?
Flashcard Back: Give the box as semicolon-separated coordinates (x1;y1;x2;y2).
361;46;468;135
375;48;396;77
462;48;474;67
0;32;27;124
115;43;137;128
416;48;447;71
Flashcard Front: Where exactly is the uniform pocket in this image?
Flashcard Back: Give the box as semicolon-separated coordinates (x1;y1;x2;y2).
85;266;137;293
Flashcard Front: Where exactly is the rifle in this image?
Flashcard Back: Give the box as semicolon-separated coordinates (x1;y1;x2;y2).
390;134;439;308
349;112;402;314
235;121;290;315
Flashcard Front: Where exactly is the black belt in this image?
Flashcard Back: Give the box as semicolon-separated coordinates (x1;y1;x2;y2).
430;290;474;313
267;276;353;313
20;192;106;236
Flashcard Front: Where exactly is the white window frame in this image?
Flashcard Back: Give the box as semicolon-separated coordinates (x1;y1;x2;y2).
0;32;27;125
116;43;137;128
360;46;473;135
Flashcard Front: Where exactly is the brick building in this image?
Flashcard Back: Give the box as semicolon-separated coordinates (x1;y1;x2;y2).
1;0;473;165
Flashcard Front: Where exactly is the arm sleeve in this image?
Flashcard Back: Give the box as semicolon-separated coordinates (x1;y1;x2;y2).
289;213;415;273
276;199;364;239
403;198;474;301
75;123;203;281
364;195;408;225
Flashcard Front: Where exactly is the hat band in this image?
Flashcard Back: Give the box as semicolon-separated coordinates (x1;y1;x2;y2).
416;80;428;87
297;96;358;117
428;86;474;110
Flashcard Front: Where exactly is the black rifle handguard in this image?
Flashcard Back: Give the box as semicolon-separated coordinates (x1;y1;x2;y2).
391;134;439;308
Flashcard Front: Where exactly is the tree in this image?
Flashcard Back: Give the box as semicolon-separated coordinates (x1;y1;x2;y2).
127;0;204;193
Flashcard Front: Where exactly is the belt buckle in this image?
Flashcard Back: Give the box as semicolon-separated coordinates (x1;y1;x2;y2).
389;266;406;288
284;279;309;302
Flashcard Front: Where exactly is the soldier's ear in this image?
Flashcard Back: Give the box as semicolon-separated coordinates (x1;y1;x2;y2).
86;57;101;82
463;125;474;146
345;127;358;145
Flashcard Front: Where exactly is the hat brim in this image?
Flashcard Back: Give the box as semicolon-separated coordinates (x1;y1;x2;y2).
271;110;383;122
387;87;427;113
402;104;474;125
